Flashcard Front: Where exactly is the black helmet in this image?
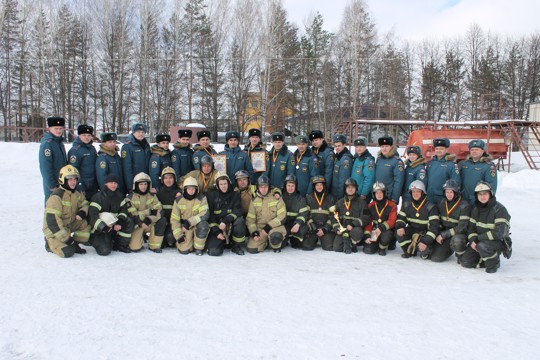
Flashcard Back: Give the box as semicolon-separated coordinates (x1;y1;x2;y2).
235;170;250;180
344;178;358;188
257;175;270;186
200;155;213;165
442;179;460;194
284;174;297;183
311;175;326;184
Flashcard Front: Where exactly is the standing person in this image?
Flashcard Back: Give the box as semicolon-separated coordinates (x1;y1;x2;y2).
459;139;497;205
266;132;295;190
220;130;253;184
192;129;217;170
351;137;375;202
149;133;172;191
121;122;151;192
330;134;353;200
171;177;210;255
309;129;334;188
43;165;90;257
426;138;460;204
68;124;98;200
292;135;317;196
243;128;267;184
402;145;427;203
365;182;398;256
181;155;219;195
171;129;194;179
156;167;181;249
460;182;511;274
88;174;134;255
234;170;257;217
437;179;471;264
246;175;287;253
305;176;336;251
331;178;371;254
374;136;404;205
206;172;246;256
281;175;310;249
39;116;67;201
126;173;166;253
395;181;440;260
96;132;125;195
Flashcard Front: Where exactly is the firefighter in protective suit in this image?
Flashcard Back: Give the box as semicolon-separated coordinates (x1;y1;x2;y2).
206;172;246;256
305;176;336;251
127;172;167;252
395;180;440;259
43;165;91;257
436;179;471;263
246;175;287;253
331;178;371;254
365;181;398;256
181;155;219;195
156;167;181;248
234;170;257;217
460;181;511;273
88;174;134;255
171;177;210;255
282;174;310;249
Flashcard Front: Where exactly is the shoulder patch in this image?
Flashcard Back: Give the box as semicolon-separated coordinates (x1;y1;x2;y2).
121;150;127;158
99;161;106;169
44;148;51;157
329;153;335;161
368;161;374;171
454;163;460;174
171;155;176;162
151;161;158;169
398;161;404;172
419;171;426;180
194;156;199;163
69;155;77;163
291;159;296;166
343;160;350;168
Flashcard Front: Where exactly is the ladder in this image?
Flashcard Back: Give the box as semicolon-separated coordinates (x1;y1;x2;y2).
505;121;540;170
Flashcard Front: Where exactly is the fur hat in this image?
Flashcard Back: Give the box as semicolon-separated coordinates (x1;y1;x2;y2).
178;129;192;139
100;132;117;142
309;130;324;141
378;136;393;146
433;138;450;148
197;130;211;140
248;128;261;138
77;124;93;135
156;134;171;143
47;116;65;127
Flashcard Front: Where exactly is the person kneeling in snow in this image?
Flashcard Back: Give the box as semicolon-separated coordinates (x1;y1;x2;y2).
281;174;310;250
43;165;91;257
126;172;166;253
246;175;287;253
460;181;511;274
171;177;210;255
395;180;440;259
331;178;370;254
88;174;134;255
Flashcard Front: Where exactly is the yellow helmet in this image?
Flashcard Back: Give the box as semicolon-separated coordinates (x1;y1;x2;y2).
183;176;198;188
58;165;80;185
161;166;176;183
133;172;152;190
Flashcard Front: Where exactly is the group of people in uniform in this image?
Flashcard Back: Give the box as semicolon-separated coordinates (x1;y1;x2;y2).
39;116;512;273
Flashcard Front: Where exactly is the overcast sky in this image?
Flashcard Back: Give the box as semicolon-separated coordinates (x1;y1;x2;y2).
283;0;540;41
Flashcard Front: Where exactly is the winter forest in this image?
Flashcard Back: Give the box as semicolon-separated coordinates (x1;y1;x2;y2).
1;0;539;141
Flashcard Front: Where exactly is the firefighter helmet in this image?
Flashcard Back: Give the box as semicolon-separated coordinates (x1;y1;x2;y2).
160;167;176;183
58;165;80;185
183;176;198;188
133;172;151;190
409;180;426;194
474;181;493;195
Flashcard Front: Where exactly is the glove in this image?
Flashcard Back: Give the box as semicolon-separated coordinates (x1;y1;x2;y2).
182;219;191;229
309;222;317;231
177;236;185;244
222;214;234;224
150;209;158;216
143;217;152;226
76;211;86;220
251;231;260;238
263;224;272;233
440;230;450;240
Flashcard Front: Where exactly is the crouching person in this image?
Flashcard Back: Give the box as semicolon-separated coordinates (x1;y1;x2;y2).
395;180;440;259
127;173;166;252
88;174;134;255
246;175;287;253
171;177;210;255
460;181;511;273
436;179;471;263
282;175;310;249
331;178;370;254
43;165;91;257
206;172;246;256
365;182;398;256
156;167;181;248
305;176;335;251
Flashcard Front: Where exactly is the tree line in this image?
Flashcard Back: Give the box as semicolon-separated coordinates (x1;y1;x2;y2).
1;0;539;141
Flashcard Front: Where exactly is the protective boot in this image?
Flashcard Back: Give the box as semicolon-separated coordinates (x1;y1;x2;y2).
231;243;245;256
44;238;52;253
343;237;352;254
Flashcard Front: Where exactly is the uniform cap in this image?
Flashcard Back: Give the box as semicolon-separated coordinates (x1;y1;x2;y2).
105;173;119;184
407;145;422;155
433;138;450;148
353;137;367;146
248;128;261;138
309;130;324;141
178;129;192;139
131;123;147;133
156;134;171;143
378;136;393;146
468;139;486;150
77;124;93;135
47;116;65;127
226;131;240;141
333;134;347;144
100;132;117;142
197;130;211;140
271;132;284;142
295;135;309;144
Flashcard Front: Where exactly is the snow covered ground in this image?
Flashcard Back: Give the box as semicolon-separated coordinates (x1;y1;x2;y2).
0;142;538;359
